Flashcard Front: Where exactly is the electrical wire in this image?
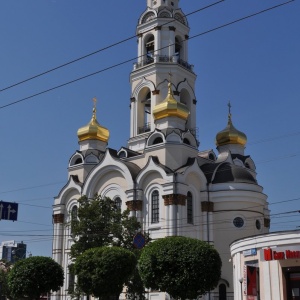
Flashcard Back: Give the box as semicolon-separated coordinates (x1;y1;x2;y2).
0;0;294;110
0;0;225;93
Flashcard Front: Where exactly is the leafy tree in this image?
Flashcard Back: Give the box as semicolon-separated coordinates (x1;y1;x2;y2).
74;247;136;300
138;236;222;300
8;256;64;300
70;195;146;258
0;260;11;299
70;195;149;299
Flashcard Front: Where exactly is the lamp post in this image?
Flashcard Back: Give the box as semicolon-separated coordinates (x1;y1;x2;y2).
239;277;243;300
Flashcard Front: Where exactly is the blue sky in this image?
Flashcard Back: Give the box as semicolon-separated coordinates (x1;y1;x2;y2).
0;0;299;257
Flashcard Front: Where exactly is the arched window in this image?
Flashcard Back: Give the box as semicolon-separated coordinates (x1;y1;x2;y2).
183;138;190;145
74;157;83;165
175;37;182;58
143;91;151;126
151;190;159;223
71;205;78;234
187;192;193;224
219;283;226;300
145;35;155;64
153;137;163;145
114;197;122;210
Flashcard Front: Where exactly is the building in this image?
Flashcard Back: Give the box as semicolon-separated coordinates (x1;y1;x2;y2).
52;0;270;299
0;240;27;263
230;230;300;300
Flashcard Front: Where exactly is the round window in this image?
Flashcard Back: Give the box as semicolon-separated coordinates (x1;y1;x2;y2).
256;220;261;230
233;217;244;228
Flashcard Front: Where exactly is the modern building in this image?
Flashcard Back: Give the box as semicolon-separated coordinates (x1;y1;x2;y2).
0;240;27;263
52;0;270;299
230;230;300;300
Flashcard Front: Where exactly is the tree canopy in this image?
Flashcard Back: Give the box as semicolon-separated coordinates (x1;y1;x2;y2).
74;246;136;300
70;195;146;258
70;195;149;299
138;236;222;300
8;256;64;300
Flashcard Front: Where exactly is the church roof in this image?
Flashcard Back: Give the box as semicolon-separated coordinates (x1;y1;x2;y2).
77;99;109;143
215;103;247;147
153;82;189;121
201;162;256;184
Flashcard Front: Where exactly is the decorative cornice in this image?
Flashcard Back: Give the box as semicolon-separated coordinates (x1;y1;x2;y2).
126;200;143;211
185;35;189;40
201;201;214;212
53;214;64;224
130;97;136;103
155;26;162;31
169;26;176;32
163;194;186;206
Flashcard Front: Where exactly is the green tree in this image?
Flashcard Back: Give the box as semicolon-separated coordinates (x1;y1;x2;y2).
138;236;222;300
8;256;64;300
74;247;136;300
70;195;146;258
0;260;11;299
70;195;149;299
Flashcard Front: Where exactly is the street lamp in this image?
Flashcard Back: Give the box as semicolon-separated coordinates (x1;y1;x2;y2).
239;277;243;300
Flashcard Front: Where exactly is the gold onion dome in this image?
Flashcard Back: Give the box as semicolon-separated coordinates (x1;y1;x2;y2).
153;82;189;121
215;103;247;147
77;99;110;143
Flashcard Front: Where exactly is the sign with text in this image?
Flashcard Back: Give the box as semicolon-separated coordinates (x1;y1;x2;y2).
0;201;18;221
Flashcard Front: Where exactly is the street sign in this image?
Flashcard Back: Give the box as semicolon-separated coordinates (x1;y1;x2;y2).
133;232;146;249
0;201;18;221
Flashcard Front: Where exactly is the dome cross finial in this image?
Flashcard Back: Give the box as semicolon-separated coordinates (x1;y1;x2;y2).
228;101;232;124
92;97;97;120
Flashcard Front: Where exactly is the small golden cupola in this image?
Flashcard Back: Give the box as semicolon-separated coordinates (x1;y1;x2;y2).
77;98;110;144
216;102;247;147
153;82;189;123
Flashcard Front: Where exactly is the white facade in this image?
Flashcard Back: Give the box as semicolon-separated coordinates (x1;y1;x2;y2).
230;230;300;300
52;1;270;299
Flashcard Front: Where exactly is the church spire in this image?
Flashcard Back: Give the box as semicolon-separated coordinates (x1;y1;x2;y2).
215;102;247;155
77;98;110;151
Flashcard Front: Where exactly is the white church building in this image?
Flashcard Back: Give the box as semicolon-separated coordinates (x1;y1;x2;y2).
52;0;270;299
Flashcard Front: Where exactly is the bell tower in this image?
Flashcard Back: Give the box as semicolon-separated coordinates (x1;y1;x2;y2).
128;0;197;152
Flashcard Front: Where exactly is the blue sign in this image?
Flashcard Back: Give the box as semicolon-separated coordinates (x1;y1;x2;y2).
133;233;146;249
0;201;18;221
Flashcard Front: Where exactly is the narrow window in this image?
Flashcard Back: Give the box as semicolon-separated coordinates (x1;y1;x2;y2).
151;190;159;223
71;205;78;234
114;197;122;210
219;283;226;300
187;192;193;224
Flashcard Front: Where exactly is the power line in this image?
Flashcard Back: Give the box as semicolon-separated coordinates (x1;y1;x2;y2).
0;0;225;93
0;0;294;110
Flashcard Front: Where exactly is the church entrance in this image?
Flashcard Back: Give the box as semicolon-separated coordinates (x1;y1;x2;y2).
284;267;300;300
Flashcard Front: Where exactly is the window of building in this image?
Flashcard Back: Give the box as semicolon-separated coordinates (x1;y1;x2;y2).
114;197;122;210
70;205;78;234
219;283;226;300
151;190;159;223
233;217;244;228
256;220;261;230
187;192;193;224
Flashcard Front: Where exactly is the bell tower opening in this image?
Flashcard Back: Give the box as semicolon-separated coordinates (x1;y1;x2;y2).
145;35;155;64
138;87;152;134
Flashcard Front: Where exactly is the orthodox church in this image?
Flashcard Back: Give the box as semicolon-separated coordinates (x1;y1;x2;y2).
52;0;270;299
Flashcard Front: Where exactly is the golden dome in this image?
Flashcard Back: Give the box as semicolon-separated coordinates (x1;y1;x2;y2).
77;99;109;143
153;82;189;121
215;104;247;147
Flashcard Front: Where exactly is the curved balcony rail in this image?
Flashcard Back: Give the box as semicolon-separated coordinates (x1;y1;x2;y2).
133;55;194;72
138;123;151;134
